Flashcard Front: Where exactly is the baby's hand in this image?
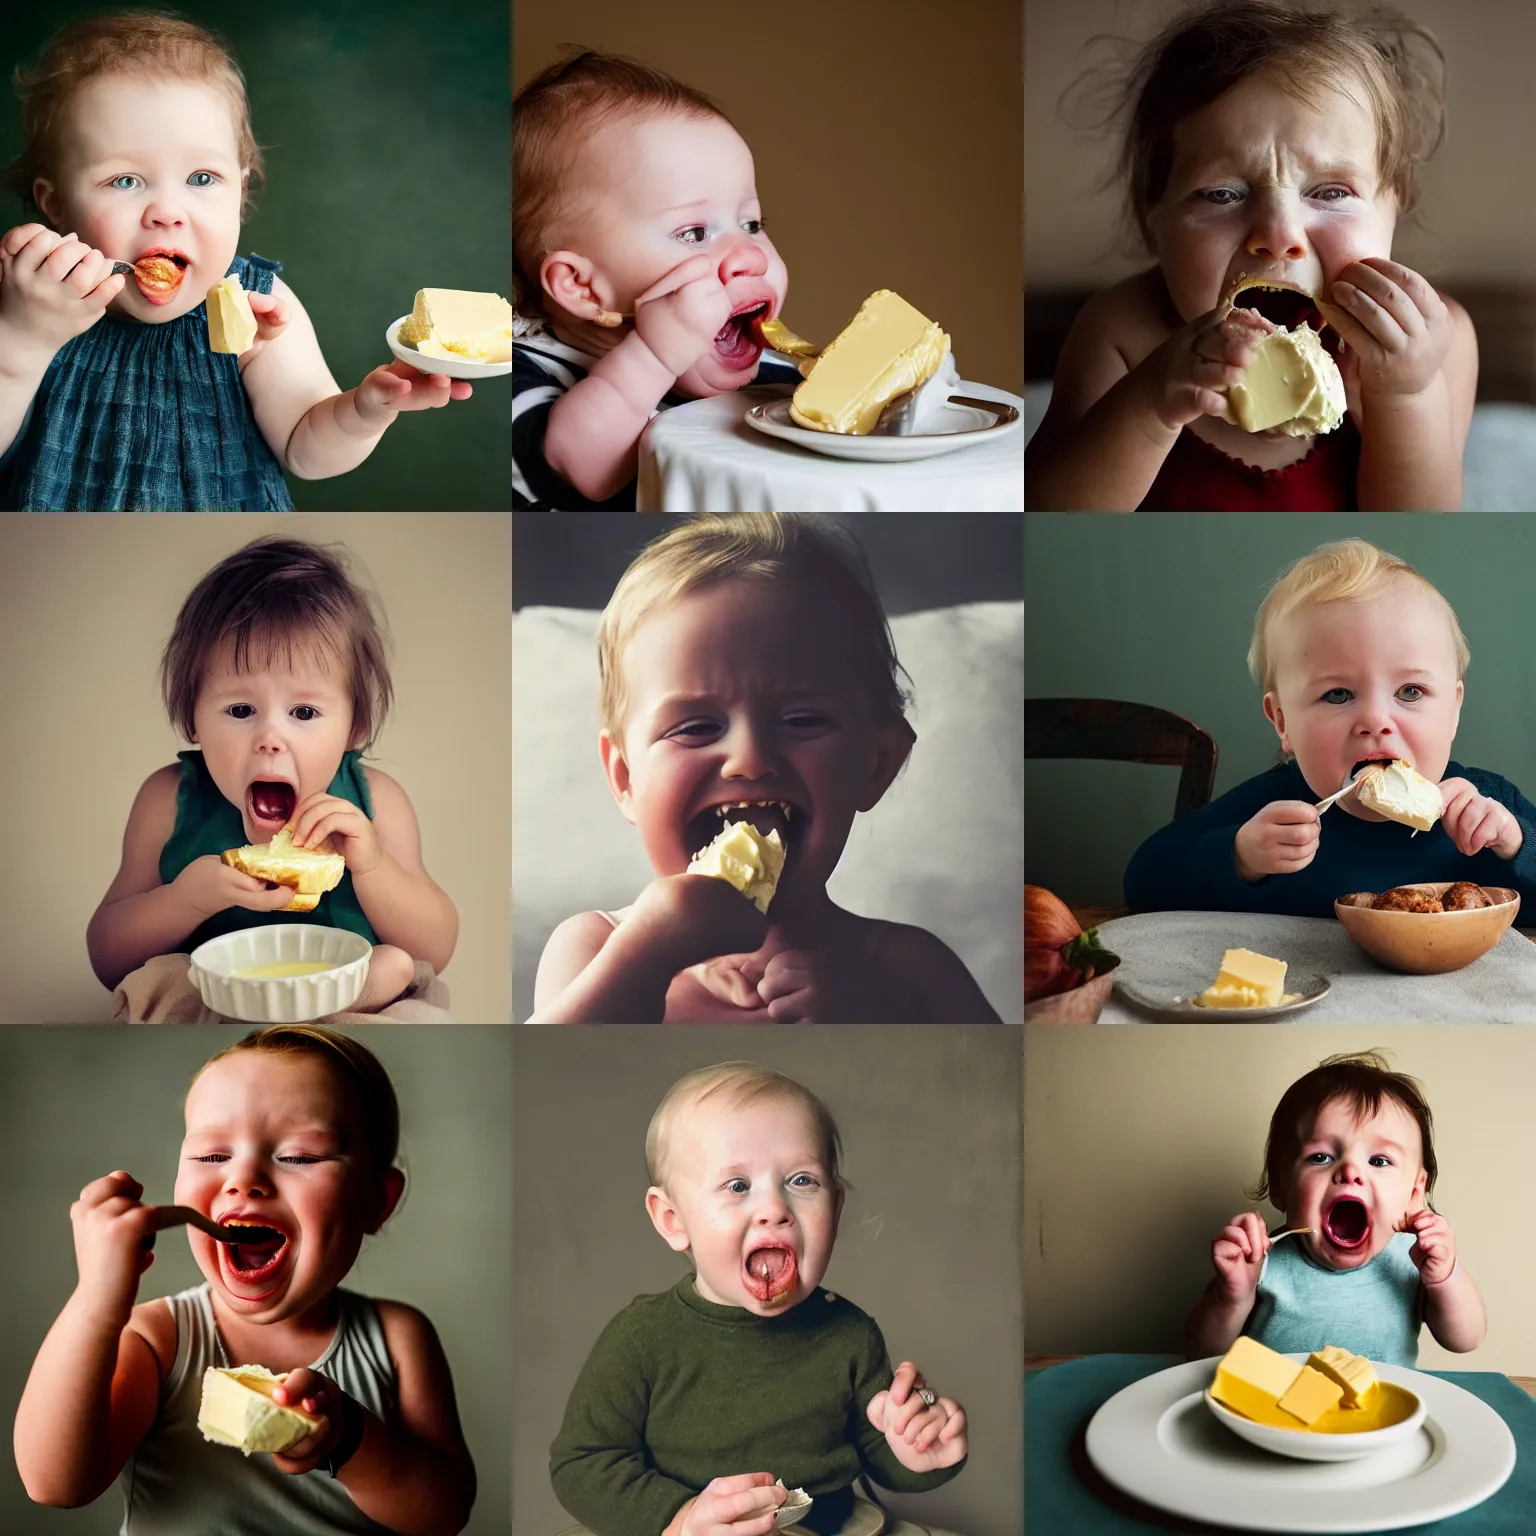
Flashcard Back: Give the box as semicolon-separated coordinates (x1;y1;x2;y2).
1211;1211;1269;1303
755;949;869;1024
867;1361;968;1473
355;361;473;423
630;873;769;972
69;1171;159;1330
1233;801;1321;882
1319;259;1451;403
0;224;124;358
287;793;382;876
1438;778;1523;860
171;854;302;920
1397;1208;1457;1286
675;1474;785;1536
246;289;288;346
632;253;731;379
1138;306;1272;434
269;1368;343;1474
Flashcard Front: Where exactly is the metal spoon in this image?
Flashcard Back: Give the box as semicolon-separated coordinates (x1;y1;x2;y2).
110;258;177;280
1314;773;1364;816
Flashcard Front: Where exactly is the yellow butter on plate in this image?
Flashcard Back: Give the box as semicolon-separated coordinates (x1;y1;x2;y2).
1195;948;1290;1008
687;821;786;914
198;1366;320;1456
399;289;512;363
207;275;258;355
1210;1336;1306;1427
1307;1345;1379;1410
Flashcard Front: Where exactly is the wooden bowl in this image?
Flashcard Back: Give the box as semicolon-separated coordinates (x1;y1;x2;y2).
1333;883;1520;974
1024;964;1118;1023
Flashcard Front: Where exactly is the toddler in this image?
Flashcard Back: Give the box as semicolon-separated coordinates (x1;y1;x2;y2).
88;535;458;1019
0;12;472;512
530;513;1001;1022
550;1063;969;1536
15;1025;477;1531
1025;0;1476;511
512;51;803;510
1185;1050;1485;1363
1125;538;1536;913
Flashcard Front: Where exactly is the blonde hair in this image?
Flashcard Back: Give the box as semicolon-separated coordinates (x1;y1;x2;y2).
1248;538;1470;695
597;514;910;742
1062;0;1446;252
646;1062;843;1194
4;10;264;218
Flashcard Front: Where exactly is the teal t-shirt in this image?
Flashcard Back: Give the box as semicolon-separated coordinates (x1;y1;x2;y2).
157;750;377;952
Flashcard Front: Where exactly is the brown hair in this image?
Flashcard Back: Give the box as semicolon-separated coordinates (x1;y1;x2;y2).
1253;1050;1437;1208
3;11;265;218
1063;1;1446;251
513;49;734;320
161;536;393;750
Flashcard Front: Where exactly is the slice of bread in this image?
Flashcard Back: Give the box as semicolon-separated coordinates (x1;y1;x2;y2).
222;828;344;913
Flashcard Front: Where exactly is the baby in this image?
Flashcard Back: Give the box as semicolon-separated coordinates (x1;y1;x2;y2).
512;50;803;510
530;513;1001;1023
15;1025;476;1530
1125;538;1536;914
1025;0;1476;511
88;535;458;1019
1185;1050;1485;1363
0;12;471;512
550;1063;969;1536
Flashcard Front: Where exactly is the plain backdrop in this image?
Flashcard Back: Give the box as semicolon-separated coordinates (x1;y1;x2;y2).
0;1025;511;1535
513;1026;1023;1536
1024;513;1536;908
0;512;511;1023
0;0;511;510
1025;1025;1536;1375
515;0;1023;395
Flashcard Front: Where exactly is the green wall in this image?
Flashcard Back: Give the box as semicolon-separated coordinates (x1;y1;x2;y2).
0;0;510;509
1025;513;1536;907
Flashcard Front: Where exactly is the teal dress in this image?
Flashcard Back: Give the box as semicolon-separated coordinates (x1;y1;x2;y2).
0;254;295;511
158;750;377;952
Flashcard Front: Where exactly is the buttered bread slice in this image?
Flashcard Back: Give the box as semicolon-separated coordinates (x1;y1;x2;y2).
399;288;513;363
222;828;344;913
687;821;786;914
198;1366;321;1456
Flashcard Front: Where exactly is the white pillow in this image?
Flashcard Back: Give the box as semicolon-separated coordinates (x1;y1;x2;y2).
511;602;1023;1021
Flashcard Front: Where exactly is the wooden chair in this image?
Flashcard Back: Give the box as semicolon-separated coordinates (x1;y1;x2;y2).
1026;698;1218;820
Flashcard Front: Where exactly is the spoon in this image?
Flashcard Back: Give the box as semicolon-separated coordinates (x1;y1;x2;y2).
1314;773;1364;815
145;1205;282;1246
110;257;180;281
1269;1226;1312;1246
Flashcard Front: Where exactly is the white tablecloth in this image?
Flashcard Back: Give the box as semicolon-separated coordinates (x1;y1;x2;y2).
637;383;1024;511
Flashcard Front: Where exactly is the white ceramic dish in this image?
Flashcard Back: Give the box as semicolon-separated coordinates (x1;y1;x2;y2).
1114;973;1330;1020
1085;1356;1515;1531
188;924;372;1022
386;316;511;379
743;385;1021;462
1204;1377;1425;1462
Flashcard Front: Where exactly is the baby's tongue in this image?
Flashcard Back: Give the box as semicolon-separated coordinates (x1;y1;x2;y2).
743;1245;798;1304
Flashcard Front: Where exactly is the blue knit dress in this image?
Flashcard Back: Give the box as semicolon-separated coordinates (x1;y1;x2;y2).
0;253;294;511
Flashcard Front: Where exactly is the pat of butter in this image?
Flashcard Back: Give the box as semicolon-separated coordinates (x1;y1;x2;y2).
687;821;786;914
399;288;513;363
1196;948;1287;1009
1210;1336;1305;1427
236;961;336;979
1307;1346;1378;1410
207;275;258;355
1222;325;1344;436
1354;759;1443;833
1277;1365;1345;1427
789;289;947;435
197;1366;320;1456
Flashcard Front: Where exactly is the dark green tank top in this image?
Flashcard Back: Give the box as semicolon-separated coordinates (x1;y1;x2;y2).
158;750;378;951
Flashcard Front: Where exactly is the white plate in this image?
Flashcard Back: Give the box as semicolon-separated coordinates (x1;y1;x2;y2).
1205;1372;1425;1461
743;390;1020;462
386;316;511;379
1085;1357;1515;1532
1114;972;1330;1020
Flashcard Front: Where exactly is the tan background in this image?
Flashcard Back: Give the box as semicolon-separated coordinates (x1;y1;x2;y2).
1025;1026;1536;1374
1027;0;1536;289
0;513;510;1024
516;0;1024;393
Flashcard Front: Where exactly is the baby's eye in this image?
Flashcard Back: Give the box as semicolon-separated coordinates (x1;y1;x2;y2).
278;1154;322;1165
725;1178;749;1194
227;703;256;720
291;705;320;722
1396;685;1425;702
109;174;143;192
743;218;766;235
1304;1151;1332;1165
191;1152;229;1164
788;1173;819;1189
1198;187;1242;206
670;721;719;740
1369;1155;1394;1167
783;712;829;730
1311;186;1351;202
1320;688;1353;705
188;171;217;188
676;225;709;245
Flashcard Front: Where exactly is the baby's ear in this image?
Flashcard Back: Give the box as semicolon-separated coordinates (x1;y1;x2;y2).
599;730;638;824
645;1186;691;1254
857;716;916;813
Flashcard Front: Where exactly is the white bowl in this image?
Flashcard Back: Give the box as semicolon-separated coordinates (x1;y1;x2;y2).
386;316;511;379
188;925;372;1022
1204;1368;1425;1462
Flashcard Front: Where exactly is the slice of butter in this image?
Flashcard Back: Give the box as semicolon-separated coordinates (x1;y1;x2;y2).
1196;948;1287;1009
1210;1337;1305;1427
207;275;258;355
1277;1364;1345;1427
1354;759;1443;833
222;828;345;914
198;1366;320;1456
1307;1345;1378;1410
687;821;786;914
1222;324;1344;436
398;288;513;363
789;289;947;435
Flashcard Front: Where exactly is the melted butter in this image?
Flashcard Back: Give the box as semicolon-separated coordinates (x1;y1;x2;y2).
1305;1381;1419;1434
235;961;335;979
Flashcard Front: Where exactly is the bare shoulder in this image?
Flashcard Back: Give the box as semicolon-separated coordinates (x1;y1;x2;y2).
1041;268;1173;428
360;765;426;871
125;1296;177;1384
374;1297;447;1363
532;910;617;1016
361;765;416;824
867;919;1004;1024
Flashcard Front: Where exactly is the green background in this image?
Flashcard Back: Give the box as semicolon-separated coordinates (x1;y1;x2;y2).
1025;513;1536;907
0;1027;510;1533
0;0;510;509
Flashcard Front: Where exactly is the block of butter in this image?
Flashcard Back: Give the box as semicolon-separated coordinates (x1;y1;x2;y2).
1354;759;1443;833
1210;1337;1306;1427
1307;1345;1379;1410
222;828;344;913
1195;947;1288;1009
1222;323;1344;436
198;1366;320;1456
207;275;258;355
687;821;786;914
789;290;948;435
1277;1363;1345;1427
398;288;513;363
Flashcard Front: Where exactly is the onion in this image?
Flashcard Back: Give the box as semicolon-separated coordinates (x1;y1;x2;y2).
1025;885;1120;1002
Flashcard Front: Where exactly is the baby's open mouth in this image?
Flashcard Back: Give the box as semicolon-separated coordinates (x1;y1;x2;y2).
1350;756;1401;780
1233;284;1321;332
715;301;768;366
686;799;796;861
248;781;296;828
219;1219;289;1280
743;1243;798;1304
133;251;189;303
1322;1196;1370;1250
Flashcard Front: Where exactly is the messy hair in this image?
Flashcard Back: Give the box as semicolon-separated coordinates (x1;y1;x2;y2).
3;10;264;218
160;536;393;750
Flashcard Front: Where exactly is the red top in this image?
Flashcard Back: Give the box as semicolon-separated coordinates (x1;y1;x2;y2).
1139;417;1361;511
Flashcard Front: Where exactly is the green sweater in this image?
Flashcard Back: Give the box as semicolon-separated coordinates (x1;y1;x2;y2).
549;1278;964;1536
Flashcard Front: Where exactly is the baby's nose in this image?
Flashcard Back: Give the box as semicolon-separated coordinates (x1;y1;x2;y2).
717;235;768;284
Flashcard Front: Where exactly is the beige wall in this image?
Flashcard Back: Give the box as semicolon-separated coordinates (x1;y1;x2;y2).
0;513;510;1024
1025;1026;1536;1374
516;0;1024;392
1027;0;1536;288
